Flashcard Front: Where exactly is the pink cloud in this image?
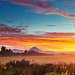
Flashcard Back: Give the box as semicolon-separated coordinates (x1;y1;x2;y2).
11;0;54;9
32;8;75;18
44;32;75;38
9;0;75;18
46;12;75;18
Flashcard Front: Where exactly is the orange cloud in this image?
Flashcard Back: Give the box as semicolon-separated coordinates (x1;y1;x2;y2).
0;34;75;52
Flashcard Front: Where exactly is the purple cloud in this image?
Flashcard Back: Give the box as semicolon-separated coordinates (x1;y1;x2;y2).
0;24;21;33
8;0;75;18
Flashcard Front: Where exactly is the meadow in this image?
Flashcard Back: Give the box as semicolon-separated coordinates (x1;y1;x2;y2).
0;54;75;65
0;54;75;75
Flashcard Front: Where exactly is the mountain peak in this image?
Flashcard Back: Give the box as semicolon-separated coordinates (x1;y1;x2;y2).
29;47;41;52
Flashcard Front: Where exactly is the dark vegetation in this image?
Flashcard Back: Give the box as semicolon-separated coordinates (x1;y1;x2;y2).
0;59;75;75
0;46;13;56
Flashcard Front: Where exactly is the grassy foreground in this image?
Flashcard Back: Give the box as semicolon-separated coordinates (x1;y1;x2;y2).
0;59;75;75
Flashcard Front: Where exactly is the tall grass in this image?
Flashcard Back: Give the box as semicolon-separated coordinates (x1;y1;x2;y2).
0;59;75;75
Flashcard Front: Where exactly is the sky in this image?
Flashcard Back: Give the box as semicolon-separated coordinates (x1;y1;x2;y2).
0;0;75;51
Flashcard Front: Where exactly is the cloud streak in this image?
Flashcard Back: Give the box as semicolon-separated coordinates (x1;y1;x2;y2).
0;24;28;37
46;12;75;18
0;24;21;33
11;0;55;9
8;0;75;18
64;1;75;5
45;25;56;27
44;32;75;38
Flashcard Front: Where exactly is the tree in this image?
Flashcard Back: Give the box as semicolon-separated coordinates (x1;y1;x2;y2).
1;46;6;52
0;46;13;56
24;50;27;53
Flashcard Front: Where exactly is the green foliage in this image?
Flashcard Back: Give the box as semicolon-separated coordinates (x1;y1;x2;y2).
44;72;59;75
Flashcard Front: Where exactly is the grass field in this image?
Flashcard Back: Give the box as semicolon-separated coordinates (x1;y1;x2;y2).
0;54;75;64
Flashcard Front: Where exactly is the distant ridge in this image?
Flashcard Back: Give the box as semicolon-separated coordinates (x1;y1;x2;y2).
12;49;24;53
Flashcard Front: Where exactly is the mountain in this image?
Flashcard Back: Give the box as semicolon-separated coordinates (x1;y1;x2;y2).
12;49;24;53
28;47;58;54
28;47;42;53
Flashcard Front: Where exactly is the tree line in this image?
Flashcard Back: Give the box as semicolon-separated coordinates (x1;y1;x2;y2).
0;46;40;56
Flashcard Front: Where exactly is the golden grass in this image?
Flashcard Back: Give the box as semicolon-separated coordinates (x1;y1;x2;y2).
0;54;75;64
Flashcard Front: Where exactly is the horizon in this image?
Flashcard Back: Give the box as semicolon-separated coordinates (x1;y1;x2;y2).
0;0;75;52
1;46;75;53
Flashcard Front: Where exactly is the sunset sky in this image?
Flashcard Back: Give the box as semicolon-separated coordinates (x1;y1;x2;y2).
0;0;75;52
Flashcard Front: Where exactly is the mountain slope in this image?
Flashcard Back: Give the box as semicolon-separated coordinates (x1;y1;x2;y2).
28;47;57;54
28;47;42;53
